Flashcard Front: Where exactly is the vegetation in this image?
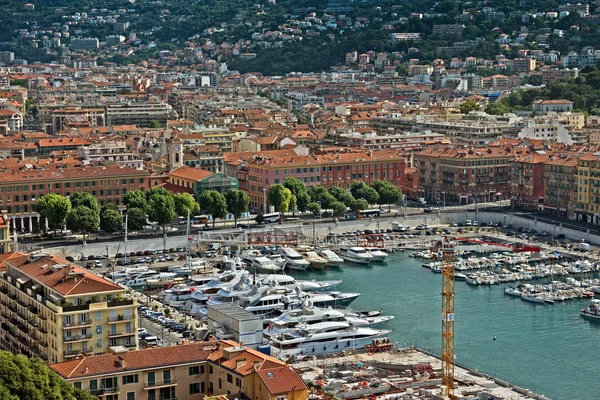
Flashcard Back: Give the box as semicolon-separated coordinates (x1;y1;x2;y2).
99;203;123;234
225;189;250;227
123;190;148;211
267;184;294;223
126;207;147;232
459;100;481;114
0;350;96;400
68;192;99;213
36;194;71;232
173;192;200;218
66;206;100;240
198;190;228;228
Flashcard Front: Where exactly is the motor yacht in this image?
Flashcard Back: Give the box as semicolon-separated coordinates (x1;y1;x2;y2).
581;299;600;320
269;321;391;359
336;247;373;264
279;247;310;271
318;249;344;267
240;251;281;273
364;247;388;262
302;251;328;270
258;274;341;292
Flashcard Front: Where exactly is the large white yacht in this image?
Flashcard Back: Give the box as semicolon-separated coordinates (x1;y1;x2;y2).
240;250;281;273
264;303;394;339
364;247;389;262
279;247;310;271
336;247;373;264
318;249;344;267
269;321;391;359
258;274;341;292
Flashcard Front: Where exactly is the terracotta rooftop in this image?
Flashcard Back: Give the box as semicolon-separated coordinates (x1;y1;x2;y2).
51;342;216;379
168;165;214;182
256;366;307;394
0;165;146;183
6;254;122;296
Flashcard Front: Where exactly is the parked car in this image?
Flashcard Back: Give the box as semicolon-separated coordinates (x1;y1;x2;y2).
424;207;438;213
415;224;428;230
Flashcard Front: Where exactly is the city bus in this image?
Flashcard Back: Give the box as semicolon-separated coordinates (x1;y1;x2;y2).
262;212;281;224
357;209;381;219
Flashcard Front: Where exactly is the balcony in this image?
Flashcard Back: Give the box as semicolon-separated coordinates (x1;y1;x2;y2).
144;377;178;389
107;299;134;307
62;304;89;312
107;315;135;323
89;386;120;396
63;333;92;342
109;330;135;338
63;319;92;329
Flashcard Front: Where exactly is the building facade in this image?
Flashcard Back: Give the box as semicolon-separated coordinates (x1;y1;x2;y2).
50;340;307;400
0;253;137;364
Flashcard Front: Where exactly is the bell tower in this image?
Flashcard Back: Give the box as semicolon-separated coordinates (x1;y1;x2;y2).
166;138;183;171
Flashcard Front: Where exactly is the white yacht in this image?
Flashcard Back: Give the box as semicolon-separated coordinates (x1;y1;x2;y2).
364;247;388;262
279;247;310;271
241;250;281;273
581;299;600;320
269;321;391;359
318;249;344;267
302;251;328;270
163;284;195;306
258;274;341;292
336;247;373;264
264;303;394;339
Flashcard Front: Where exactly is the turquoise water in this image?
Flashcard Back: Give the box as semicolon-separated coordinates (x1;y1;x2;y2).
293;252;600;400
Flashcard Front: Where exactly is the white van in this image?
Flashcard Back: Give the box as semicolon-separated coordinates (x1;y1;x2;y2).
576;242;590;252
392;222;409;232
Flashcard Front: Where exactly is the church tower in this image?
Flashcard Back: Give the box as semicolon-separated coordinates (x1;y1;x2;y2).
165;138;183;171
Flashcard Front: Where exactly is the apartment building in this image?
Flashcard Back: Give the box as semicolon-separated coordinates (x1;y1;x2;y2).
510;58;536;73
77;141;144;169
575;152;600;224
51;107;106;134
541;68;579;83
0;211;11;254
0;109;23;131
183;145;224;173
510;150;549;210
0;252;137;364
543;154;578;220
415;146;513;204
50;340;307;400
106;101;173;127
532;99;574;113
237;149;406;210
0;165;148;232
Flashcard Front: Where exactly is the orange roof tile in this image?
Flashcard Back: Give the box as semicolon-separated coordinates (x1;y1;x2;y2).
256;366;307;394
168;165;214;181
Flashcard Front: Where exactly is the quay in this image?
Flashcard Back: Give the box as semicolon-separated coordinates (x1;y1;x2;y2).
296;347;550;400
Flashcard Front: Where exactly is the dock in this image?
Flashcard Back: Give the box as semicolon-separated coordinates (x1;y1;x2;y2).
295;346;550;400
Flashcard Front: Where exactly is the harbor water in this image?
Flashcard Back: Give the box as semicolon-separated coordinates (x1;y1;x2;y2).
292;251;599;399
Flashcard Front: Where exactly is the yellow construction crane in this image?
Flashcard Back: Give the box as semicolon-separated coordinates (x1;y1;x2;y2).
436;237;455;398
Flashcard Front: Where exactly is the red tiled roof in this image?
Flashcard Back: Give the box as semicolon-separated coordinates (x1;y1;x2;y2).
168;165;214;182
51;342;217;379
10;255;122;296
256;366;307;394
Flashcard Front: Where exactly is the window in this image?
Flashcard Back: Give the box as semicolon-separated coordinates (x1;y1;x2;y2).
126;392;135;400
209;365;213;375
96;325;102;334
189;366;203;375
96;339;102;348
218;377;222;389
235;377;241;387
74;382;82;390
190;382;202;394
226;374;233;383
122;374;138;384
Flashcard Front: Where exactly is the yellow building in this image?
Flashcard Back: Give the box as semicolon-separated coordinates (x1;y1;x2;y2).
0;252;137;364
50;340;308;400
0;210;11;254
167;165;215;191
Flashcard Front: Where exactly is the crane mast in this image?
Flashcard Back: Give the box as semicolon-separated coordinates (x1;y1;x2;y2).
440;237;455;398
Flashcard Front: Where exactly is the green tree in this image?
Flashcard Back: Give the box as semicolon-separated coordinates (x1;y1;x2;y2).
267;184;293;224
307;186;336;208
350;181;368;199
0;350;96;400
255;214;265;224
459;100;480;114
147;192;177;249
329;186;355;206
99;204;123;234
198;190;228;228
36;194;71;232
225;189;250;227
149;120;164;128
349;198;369;213
371;180;402;211
123;189;147;211
330;201;348;217
145;186;171;202
69;192;99;213
283;177;309;214
126;207;147;232
485;102;510;115
307;202;321;217
173;193;200;217
66;206;100;240
352;181;380;205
